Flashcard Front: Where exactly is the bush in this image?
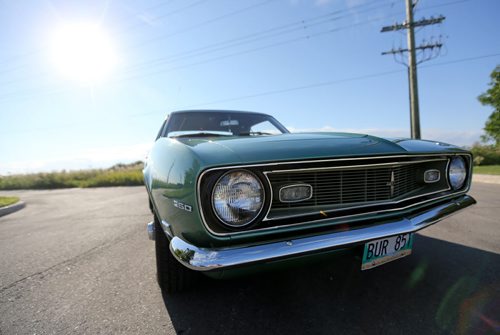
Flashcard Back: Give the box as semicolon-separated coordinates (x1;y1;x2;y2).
0;162;144;190
470;144;500;166
84;169;144;187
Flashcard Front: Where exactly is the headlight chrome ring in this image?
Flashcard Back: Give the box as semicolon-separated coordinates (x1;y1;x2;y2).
212;169;265;228
448;156;467;190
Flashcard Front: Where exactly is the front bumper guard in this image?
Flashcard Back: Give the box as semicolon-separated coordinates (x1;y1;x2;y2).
169;195;476;272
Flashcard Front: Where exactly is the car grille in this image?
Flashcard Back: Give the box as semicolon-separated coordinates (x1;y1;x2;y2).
197;154;465;235
265;159;449;220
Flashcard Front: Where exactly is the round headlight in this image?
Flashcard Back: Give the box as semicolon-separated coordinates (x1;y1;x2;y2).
448;156;467;190
212;170;265;227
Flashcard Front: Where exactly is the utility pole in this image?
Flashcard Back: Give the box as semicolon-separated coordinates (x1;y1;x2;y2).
406;0;420;139
381;1;445;139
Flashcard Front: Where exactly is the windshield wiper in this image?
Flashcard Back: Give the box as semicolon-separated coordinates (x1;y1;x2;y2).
239;131;274;136
168;131;234;138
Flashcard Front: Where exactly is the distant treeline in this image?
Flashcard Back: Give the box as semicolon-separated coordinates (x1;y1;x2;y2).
470;144;500;165
0;161;144;190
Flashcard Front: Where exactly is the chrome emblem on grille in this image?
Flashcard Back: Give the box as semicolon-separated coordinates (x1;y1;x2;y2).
279;184;313;203
386;170;395;198
424;169;440;183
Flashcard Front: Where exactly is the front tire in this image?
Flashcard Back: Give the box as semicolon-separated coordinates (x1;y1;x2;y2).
154;216;197;293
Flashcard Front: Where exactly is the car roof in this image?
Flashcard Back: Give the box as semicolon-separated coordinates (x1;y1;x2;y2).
170;109;271;117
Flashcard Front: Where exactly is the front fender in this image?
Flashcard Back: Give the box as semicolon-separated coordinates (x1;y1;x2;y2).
146;138;231;247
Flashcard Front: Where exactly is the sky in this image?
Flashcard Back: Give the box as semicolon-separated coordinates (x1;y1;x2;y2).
0;0;499;175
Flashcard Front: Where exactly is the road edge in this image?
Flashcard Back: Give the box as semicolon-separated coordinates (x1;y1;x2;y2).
0;201;26;217
473;174;500;184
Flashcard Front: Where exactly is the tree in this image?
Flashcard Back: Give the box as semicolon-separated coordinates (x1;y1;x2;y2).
478;65;500;146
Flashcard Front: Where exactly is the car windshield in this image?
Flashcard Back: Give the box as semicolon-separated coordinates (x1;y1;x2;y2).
164;111;289;137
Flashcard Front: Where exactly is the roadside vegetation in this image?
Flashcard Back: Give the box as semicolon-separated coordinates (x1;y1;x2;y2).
471;144;500;166
472;65;500;175
0;162;144;190
0;196;19;207
474;165;500;175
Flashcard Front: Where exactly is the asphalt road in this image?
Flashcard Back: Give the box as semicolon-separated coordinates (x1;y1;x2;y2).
0;183;498;335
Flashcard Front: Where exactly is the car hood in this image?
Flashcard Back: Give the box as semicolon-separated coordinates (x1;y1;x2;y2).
175;132;466;167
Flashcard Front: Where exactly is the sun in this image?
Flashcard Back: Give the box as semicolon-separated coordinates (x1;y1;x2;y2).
49;22;118;84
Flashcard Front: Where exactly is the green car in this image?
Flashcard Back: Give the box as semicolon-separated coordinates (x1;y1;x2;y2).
144;110;475;292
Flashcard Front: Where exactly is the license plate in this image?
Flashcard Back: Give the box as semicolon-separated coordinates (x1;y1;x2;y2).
361;233;413;270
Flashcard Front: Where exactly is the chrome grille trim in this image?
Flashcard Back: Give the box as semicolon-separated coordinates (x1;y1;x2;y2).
264;158;446;174
263;158;450;221
196;153;473;237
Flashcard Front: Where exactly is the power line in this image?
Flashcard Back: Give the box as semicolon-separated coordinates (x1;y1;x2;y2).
0;0;483;102
115;16;389;83
127;0;279;49
120;1;392;75
2;52;498;134
114;0;210;37
180;70;404;109
124;12;345;72
0;9;396;102
420;52;500;68
0;6;341;89
0;0;207;71
0;17;386;103
0;0;280;88
0;0;477;75
0;0;469;91
420;0;472;10
176;53;500;109
0;0;388;89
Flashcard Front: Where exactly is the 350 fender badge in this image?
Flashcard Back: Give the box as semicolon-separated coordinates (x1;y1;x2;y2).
173;200;192;212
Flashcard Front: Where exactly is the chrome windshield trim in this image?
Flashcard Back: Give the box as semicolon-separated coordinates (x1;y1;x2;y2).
172;195;476;271
196;153;472;237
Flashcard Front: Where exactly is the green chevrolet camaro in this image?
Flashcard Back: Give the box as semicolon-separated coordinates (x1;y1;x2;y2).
144;110;475;293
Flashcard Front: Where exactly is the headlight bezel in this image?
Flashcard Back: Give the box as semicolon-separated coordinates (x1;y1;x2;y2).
211;169;266;228
199;168;271;232
447;155;468;191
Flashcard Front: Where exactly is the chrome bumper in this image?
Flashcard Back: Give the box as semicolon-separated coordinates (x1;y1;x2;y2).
147;221;155;240
169;195;476;272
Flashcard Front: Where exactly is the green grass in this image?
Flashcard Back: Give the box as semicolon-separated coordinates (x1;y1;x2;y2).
0;162;144;190
0;196;19;207
474;165;500;175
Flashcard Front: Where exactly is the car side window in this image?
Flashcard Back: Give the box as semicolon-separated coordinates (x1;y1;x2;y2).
156;118;168;140
250;120;280;135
